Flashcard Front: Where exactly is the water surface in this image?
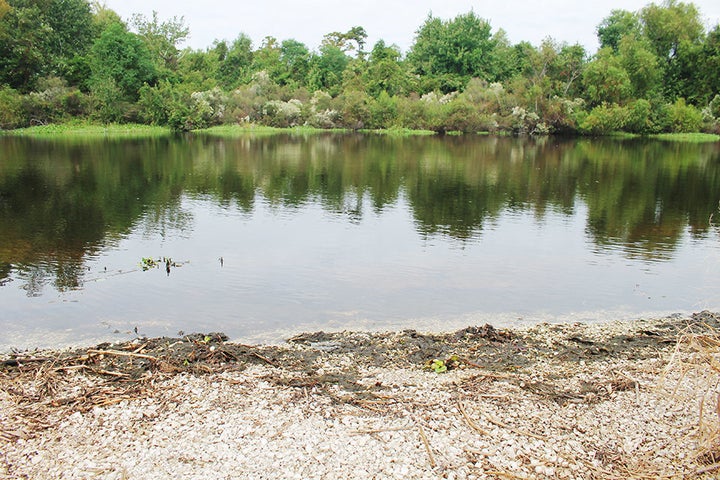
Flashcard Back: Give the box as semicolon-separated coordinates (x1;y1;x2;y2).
1;134;719;350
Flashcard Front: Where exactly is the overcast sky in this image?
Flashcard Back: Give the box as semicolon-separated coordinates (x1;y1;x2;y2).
104;0;720;54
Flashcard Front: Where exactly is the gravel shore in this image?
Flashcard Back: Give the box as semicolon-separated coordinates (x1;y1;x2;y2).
3;311;720;479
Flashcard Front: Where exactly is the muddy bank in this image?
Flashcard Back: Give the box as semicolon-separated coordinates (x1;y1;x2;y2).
1;312;716;411
2;311;720;479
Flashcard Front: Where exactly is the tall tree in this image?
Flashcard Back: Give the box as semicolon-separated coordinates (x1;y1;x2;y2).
616;34;661;99
597;9;641;51
216;33;253;89
131;11;189;73
278;39;311;87
88;21;156;100
408;12;498;92
582;47;632;105
0;0;95;91
321;26;367;56
363;40;409;97
308;44;349;95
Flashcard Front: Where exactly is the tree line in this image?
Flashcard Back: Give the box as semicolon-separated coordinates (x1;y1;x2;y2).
0;0;719;134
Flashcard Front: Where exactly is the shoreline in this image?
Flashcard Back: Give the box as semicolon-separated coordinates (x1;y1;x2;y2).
2;122;719;142
3;311;720;478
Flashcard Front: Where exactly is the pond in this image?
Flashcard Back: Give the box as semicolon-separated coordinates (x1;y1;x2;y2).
1;133;719;350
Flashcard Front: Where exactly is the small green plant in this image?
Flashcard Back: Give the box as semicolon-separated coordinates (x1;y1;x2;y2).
429;359;447;373
425;354;462;373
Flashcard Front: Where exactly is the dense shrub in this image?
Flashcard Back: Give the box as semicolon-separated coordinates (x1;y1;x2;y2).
339;90;372;129
441;98;488;133
395;95;432;130
580;104;629;134
667;98;703;133
0;86;25;129
368;91;398;129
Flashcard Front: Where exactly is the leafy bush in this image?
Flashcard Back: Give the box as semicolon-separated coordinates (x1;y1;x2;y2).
624;99;654;134
542;97;586;134
667;98;703;133
579;104;629;134
441;98;490;133
395;95;432;130
510;106;548;134
0;86;25;129
339;90;371;129
368;91;398;129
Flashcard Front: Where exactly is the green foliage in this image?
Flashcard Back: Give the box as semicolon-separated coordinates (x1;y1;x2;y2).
368;91;398;129
21;76;88;124
0;2;718;136
216;34;254;89
131;11;189;74
624;99;655;134
307;45;349;96
582;49;632;106
0;86;24;129
597;9;642;51
338;90;371;129
425;355;461;373
408;13;499;92
0;0;95;91
616;35;661;99
580;103;628;134
89;22;157;101
667;97;702;133
428;359;447;373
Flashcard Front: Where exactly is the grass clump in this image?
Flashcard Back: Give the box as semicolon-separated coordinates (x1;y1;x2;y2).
3;121;170;138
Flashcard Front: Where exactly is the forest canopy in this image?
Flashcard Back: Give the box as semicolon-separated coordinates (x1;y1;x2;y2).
0;0;719;135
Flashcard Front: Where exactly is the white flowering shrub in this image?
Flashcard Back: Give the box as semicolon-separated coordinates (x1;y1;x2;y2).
261;98;304;127
421;91;457;105
190;87;227;126
510;106;546;134
306;108;341;128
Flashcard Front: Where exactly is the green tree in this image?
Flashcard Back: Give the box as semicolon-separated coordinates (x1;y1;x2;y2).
641;0;704;100
130;11;189;73
641;1;703;60
278;39;311;88
216;34;253;89
616;34;661;99
0;1;50;90
321;26;367;56
0;0;96;91
408;12;498;92
364;40;410;97
88;22;157;101
251;36;282;80
696;25;720;103
582;47;632;105
307;44;349;95
596;9;641;51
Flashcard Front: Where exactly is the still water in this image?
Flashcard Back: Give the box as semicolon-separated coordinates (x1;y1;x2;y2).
1;133;719;350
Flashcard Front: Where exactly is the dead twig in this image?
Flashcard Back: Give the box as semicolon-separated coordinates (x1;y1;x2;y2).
457;400;489;435
251;352;278;367
351;426;412;435
482;410;546;441
696;461;720;475
86;350;157;361
418;425;437;468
